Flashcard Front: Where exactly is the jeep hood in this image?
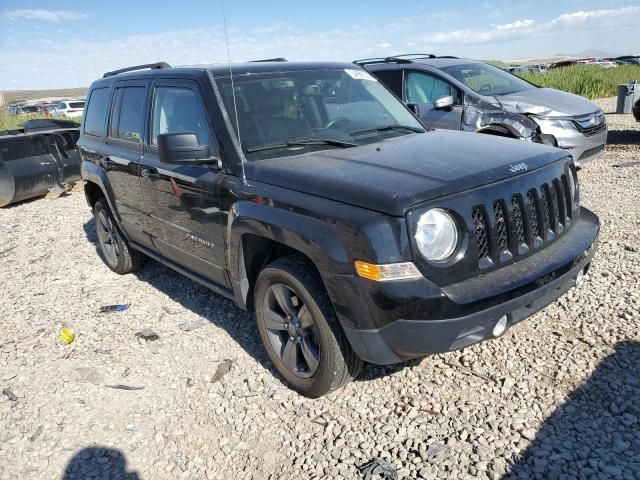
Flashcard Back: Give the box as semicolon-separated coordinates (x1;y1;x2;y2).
246;130;568;216
496;87;601;117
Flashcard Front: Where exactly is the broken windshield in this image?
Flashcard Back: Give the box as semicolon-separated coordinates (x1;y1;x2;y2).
442;63;536;97
217;68;424;160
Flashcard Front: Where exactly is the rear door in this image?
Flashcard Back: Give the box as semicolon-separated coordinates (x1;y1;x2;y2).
404;70;463;130
101;80;149;238
138;79;228;287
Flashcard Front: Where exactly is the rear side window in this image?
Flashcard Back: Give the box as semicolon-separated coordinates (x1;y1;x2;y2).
110;87;146;144
69;102;85;109
151;86;210;146
84;88;111;136
373;70;403;98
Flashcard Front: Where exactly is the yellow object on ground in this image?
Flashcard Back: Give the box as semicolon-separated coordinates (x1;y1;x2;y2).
57;327;75;345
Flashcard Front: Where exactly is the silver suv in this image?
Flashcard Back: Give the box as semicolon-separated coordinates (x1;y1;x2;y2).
357;54;607;166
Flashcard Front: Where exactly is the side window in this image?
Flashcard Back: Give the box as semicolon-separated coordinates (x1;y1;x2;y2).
111;87;146;144
405;72;460;105
372;70;403;98
83;88;111;137
151;86;210;146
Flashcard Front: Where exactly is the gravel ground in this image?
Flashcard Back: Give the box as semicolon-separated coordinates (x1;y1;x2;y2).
1;102;639;480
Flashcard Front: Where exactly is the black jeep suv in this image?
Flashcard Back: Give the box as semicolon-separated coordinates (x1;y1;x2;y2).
78;61;599;397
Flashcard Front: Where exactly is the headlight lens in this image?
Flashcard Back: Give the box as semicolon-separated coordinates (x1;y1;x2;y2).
535;117;577;131
415;209;458;262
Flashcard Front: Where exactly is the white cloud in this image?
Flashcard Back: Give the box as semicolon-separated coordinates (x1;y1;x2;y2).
1;9;87;22
422;6;640;45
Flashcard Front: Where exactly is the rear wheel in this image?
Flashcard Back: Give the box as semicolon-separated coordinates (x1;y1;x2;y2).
94;199;143;274
254;255;362;397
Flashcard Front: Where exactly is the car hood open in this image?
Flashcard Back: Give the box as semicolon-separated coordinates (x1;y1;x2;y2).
497;87;601;117
246;130;569;216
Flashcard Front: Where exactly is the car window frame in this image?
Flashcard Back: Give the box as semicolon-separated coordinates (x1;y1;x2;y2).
105;79;149;153
83;87;114;139
403;69;463;106
145;78;219;158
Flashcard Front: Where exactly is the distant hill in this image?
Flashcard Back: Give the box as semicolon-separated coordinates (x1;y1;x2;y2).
2;87;88;105
556;49;621;59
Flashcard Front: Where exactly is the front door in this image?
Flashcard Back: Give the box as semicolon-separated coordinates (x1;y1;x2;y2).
404;71;463;130
102;81;148;235
139;80;229;288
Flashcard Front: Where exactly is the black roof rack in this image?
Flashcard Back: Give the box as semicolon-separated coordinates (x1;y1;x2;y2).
249;58;288;63
103;62;171;78
354;54;458;66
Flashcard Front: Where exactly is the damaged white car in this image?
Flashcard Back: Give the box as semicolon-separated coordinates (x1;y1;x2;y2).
357;55;607;166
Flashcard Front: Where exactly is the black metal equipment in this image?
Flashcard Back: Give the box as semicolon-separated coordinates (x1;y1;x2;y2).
0;127;81;207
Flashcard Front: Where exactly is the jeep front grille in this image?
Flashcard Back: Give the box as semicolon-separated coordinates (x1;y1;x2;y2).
471;172;575;267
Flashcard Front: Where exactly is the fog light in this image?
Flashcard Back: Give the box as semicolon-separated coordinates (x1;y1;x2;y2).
575;268;585;286
493;315;509;337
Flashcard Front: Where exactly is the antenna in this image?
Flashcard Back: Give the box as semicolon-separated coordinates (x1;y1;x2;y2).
219;0;246;183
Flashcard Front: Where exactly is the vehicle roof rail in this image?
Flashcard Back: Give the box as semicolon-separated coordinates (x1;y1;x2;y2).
353;57;389;66
437;55;459;59
391;53;437;59
249;58;288;62
103;62;171;78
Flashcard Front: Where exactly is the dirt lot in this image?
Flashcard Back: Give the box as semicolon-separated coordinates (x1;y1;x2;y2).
1;99;639;480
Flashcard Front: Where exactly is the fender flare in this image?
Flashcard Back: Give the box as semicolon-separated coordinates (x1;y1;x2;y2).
81;161;121;222
226;200;351;305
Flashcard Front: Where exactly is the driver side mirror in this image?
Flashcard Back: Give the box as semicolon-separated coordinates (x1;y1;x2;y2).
157;132;219;166
433;96;455;110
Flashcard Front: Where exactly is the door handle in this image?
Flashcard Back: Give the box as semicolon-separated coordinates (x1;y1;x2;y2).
141;167;159;180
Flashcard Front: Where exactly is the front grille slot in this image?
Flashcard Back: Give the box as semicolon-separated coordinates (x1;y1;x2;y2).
561;174;573;220
472;207;490;261
493;201;510;253
540;184;552;235
553;180;567;228
511;196;526;246
527;190;541;240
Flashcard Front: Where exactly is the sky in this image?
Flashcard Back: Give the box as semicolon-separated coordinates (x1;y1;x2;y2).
0;0;639;90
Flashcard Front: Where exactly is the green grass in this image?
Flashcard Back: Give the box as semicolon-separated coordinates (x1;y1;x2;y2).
516;65;640;99
0;111;79;131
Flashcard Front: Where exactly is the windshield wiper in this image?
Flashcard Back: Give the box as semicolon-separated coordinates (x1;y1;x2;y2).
351;124;425;136
246;138;357;153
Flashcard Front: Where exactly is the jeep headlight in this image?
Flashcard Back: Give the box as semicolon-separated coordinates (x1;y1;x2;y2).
415;209;458;262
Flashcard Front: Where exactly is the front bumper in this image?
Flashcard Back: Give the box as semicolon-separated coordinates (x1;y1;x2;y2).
538;123;607;166
325;208;599;365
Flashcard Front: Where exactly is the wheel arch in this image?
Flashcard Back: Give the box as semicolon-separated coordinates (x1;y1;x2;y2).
476;124;518;138
81;161;120;221
227;201;351;311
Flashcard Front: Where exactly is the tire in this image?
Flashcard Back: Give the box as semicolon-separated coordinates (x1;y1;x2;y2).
93;199;143;274
254;255;363;398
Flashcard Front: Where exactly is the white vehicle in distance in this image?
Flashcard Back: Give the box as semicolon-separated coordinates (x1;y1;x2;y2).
52;100;86;118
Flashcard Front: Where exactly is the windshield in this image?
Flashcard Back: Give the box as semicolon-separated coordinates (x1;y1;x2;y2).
217;68;424;159
442;63;536;96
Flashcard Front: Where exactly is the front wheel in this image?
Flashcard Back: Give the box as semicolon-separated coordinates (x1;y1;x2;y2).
254;256;362;398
